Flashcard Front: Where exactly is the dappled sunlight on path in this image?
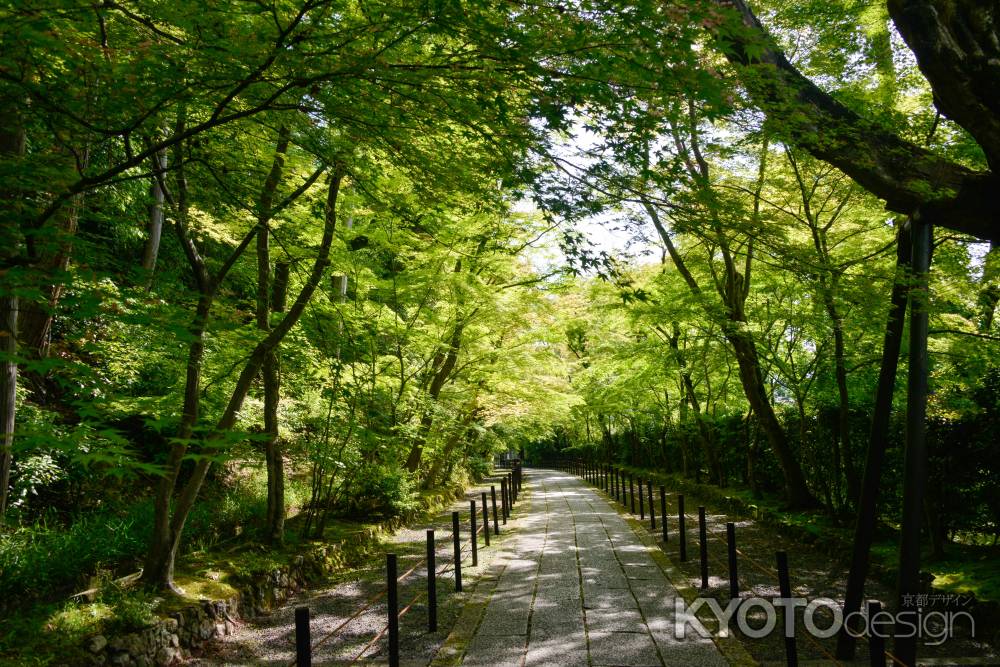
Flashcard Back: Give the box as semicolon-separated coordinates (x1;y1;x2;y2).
455;469;728;666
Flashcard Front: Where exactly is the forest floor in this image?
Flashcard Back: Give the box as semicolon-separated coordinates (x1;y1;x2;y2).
605;464;1000;664
193;472;522;665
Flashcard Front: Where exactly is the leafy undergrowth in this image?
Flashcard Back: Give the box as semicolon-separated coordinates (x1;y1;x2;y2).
620;464;1000;605
0;478;466;666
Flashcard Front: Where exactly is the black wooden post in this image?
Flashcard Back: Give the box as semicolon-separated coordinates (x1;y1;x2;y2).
698;506;708;589
452;511;462;592
470;500;478;567
500;478;508;524
638;477;645;519
481;491;490;546
726;522;738;599
678;494;687;562
611;467;617;499
387;553;399;667
629;474;636;513
659;486;667;542
648;480;655;530
776;551;798;667
427;530;437;632
867;600;885;667
491;485;500;534
295;606;311;667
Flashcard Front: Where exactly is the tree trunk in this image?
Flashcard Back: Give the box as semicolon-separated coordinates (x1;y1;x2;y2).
404;321;463;473
666;322;723;485
142;169;342;591
256;127;290;545
142;147;167;287
836;223;912;660
0;296;16;526
425;407;478;488
0;107;25;527
19;187;85;364
978;242;999;331
829;313;857;505
728;330;816;508
895;218;933;667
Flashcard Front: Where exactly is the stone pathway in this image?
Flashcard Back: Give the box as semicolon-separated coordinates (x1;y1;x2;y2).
455;468;728;667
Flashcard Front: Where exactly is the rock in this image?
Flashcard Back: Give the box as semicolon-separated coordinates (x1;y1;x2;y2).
89;635;108;653
169;633;179;648
155;646;178;666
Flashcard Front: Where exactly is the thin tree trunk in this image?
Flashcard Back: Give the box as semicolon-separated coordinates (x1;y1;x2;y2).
979;242;998;331
0;296;16;526
0;109;25;527
142;147;167;287
895;218;933;667
19;181;86;363
142;161;341;591
836;223;912;660
404;321;464;473
728;330;816;507
256;127;290;544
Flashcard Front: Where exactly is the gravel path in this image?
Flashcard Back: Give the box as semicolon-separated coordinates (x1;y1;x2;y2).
194;474;522;666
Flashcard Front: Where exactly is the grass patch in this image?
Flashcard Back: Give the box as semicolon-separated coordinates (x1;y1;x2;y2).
929;552;1000;602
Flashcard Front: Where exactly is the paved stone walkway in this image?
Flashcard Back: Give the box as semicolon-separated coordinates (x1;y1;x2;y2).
458;468;728;666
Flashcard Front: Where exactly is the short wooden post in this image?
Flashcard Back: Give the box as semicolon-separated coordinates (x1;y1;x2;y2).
387;553;399;667
698;506;708;589
470;500;478;567
648;480;655;530
427;530;437;632
678;494;687;562
629;474;636;513
776;551;798;667
659;486;667;542
491;485;500;534
726;522;738;599
500;478;508;524
452;511;462;592
481;491;490;546
295;606;311;667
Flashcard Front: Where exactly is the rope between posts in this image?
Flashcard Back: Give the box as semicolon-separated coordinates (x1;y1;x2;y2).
693;515;912;666
398;589;426;621
288;481;520;666
578;470;875;666
350;586;430;664
348;623;388;663
295;588;387;664
396;556;428;585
